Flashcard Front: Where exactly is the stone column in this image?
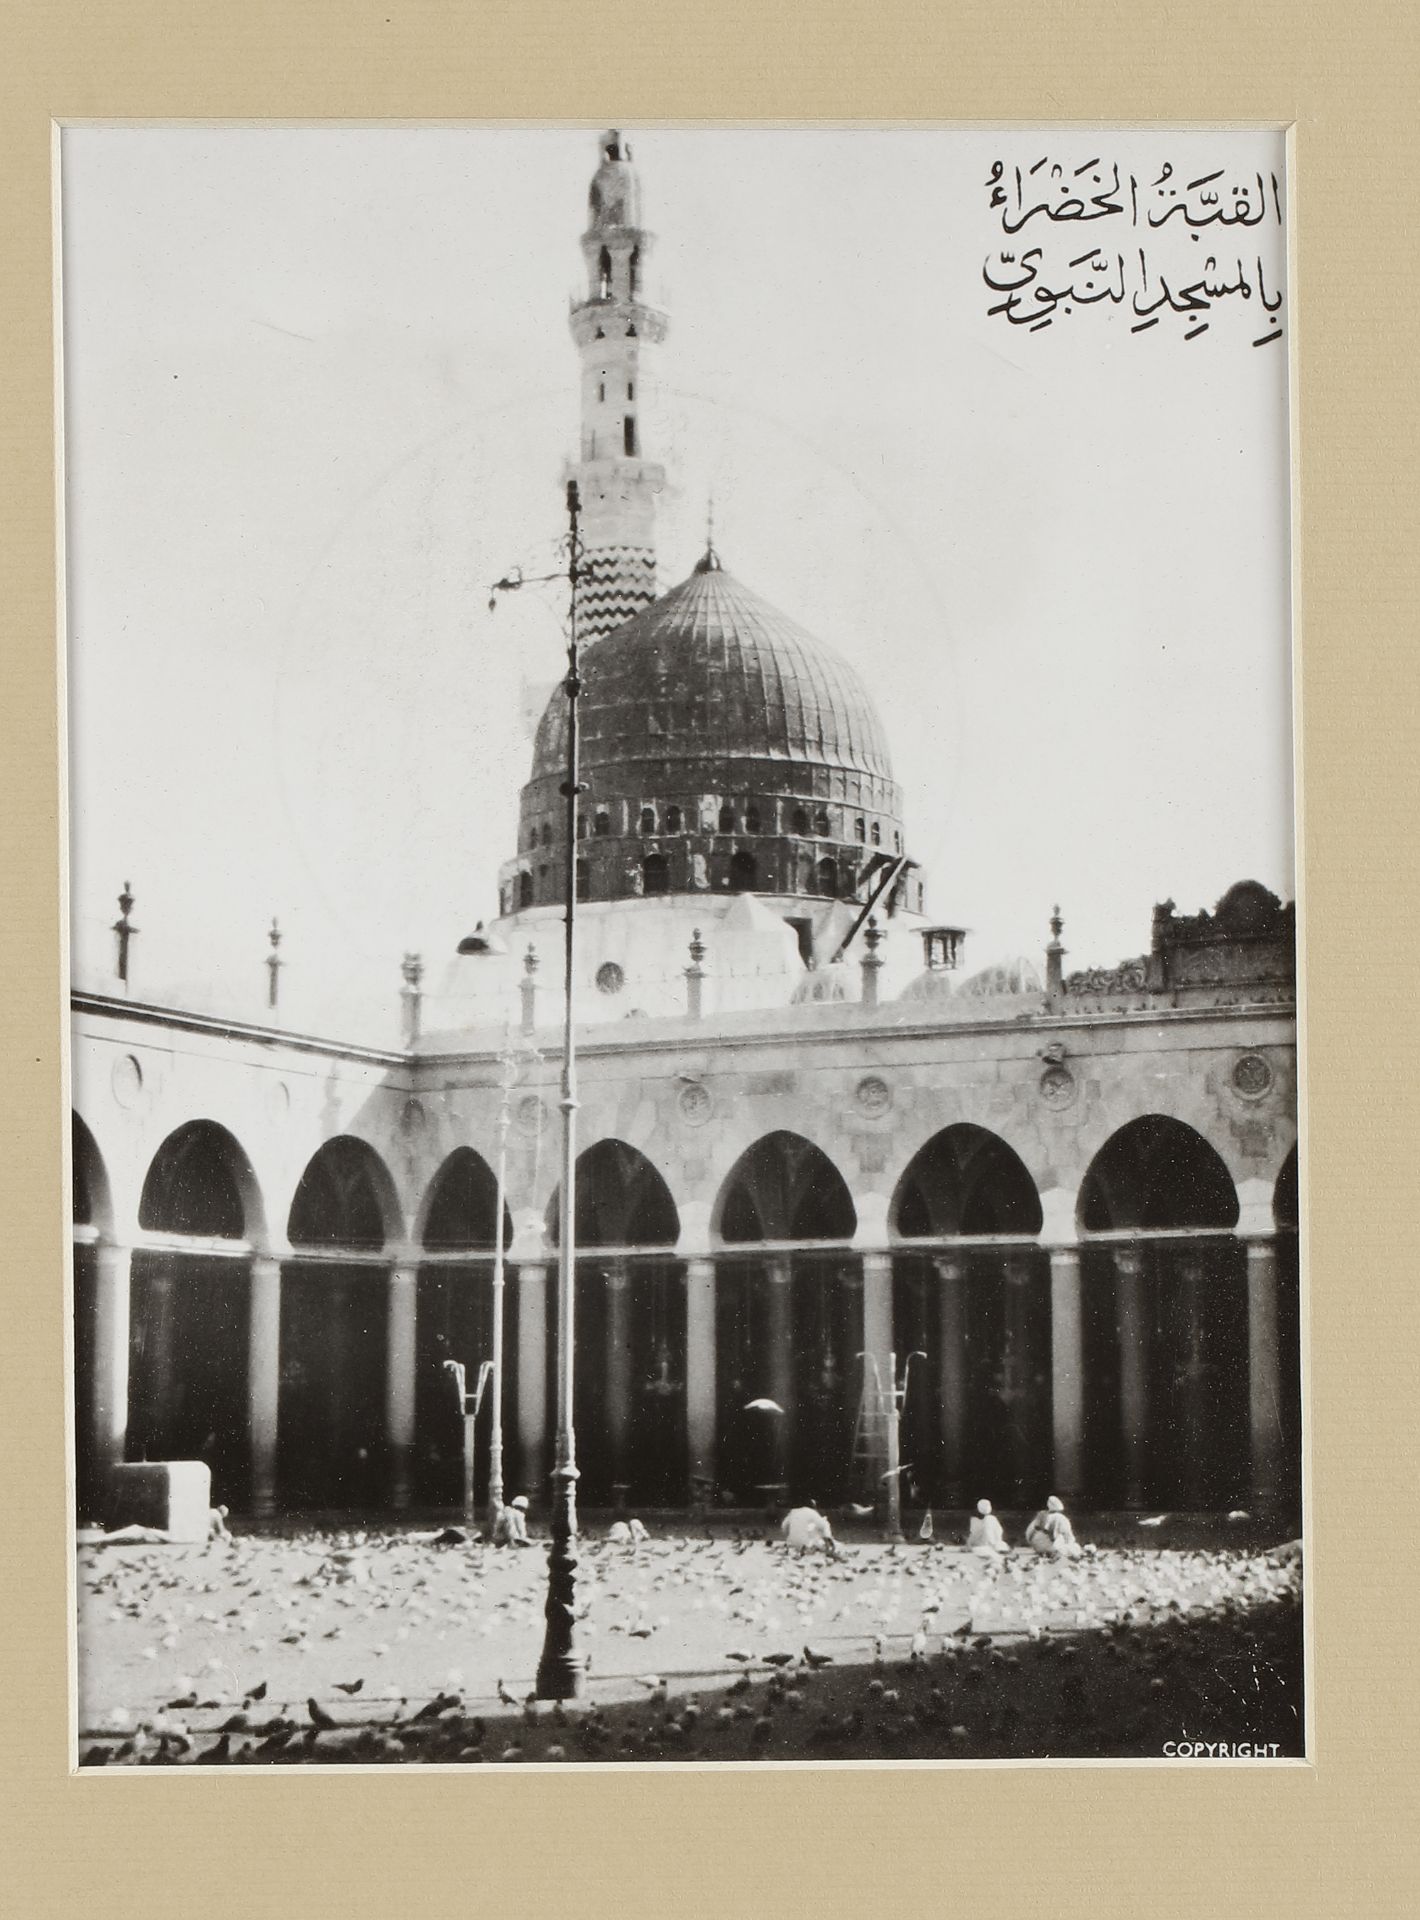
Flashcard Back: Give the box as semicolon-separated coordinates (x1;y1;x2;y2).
516;1264;548;1498
604;1259;633;1498
1048;1246;1085;1501
1114;1245;1149;1508
1245;1236;1285;1508
247;1255;282;1518
764;1256;794;1487
684;1257;717;1492
934;1254;966;1505
860;1250;894;1483
1001;1253;1035;1499
1176;1253;1209;1509
385;1264;418;1510
90;1242;131;1480
143;1264;178;1451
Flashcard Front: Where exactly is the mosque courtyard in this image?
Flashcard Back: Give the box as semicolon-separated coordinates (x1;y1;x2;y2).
75;1515;1303;1765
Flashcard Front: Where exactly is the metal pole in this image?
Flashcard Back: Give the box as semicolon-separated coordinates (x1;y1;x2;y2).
536;480;586;1700
884;1348;904;1541
486;1044;514;1531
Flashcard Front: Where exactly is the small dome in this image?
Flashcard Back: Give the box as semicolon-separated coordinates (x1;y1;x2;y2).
957;956;1045;997
532;560;894;784
790;961;858;1006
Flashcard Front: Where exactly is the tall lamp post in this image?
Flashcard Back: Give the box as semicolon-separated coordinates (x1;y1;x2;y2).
491;480;587;1700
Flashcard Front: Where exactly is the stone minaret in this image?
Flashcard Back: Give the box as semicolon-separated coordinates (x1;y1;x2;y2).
566;130;668;642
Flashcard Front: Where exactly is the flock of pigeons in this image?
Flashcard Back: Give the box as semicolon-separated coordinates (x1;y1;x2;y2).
76;1520;1302;1766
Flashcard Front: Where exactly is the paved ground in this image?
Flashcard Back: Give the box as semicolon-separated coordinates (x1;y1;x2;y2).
75;1514;1303;1765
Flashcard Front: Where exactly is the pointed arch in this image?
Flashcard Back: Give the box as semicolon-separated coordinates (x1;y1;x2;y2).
716;1131;857;1243
418;1147;512;1251
892;1124;1043;1237
547;1138;680;1248
72;1111;112;1235
139;1120;264;1241
287;1135;399;1250
1078;1116;1239;1232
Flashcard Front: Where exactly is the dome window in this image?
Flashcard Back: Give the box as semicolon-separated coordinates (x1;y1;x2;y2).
594;809;611;837
870;821;882;847
815;856;837;897
629;245;641;297
642;852;670;896
854;817;866;842
639;806;656;834
745;804;761;833
577;815;588;840
791;806;810;835
598;247;612;299
597;379;605;402
718;804;735;833
893;830;902;853
518;871;534;910
814;808;831;837
665;804;682;833
541;822;553;848
623;415;638;455
576;859;590;902
730;851;758;893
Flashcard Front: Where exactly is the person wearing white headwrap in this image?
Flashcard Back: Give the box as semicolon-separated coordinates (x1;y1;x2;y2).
966;1498;1008;1554
492;1495;534;1547
1025;1495;1082;1557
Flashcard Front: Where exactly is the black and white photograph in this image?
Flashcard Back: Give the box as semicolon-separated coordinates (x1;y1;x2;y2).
62;124;1303;1768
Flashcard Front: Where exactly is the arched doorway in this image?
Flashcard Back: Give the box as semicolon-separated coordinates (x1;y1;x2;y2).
1078;1116;1244;1507
546;1140;684;1505
414;1149;516;1510
71;1114;114;1516
281;1137;397;1511
715;1132;858;1504
891;1125;1047;1506
1272;1145;1302;1504
129;1121;260;1507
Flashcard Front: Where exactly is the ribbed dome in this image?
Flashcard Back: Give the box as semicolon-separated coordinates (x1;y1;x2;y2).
532;559;894;783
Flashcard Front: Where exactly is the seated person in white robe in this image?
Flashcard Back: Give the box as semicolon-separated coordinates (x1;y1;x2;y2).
1025;1495;1082;1557
492;1494;533;1547
966;1498;1008;1554
781;1504;838;1554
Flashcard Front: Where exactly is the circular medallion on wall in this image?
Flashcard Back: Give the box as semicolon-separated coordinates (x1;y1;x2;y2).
855;1075;892;1116
110;1053;143;1109
596;961;625;995
1231;1052;1274;1099
678;1081;713;1126
515;1094;546;1137
265;1078;291;1121
1039;1065;1078;1110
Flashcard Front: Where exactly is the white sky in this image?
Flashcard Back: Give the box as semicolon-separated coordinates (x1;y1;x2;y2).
61;127;1292;1044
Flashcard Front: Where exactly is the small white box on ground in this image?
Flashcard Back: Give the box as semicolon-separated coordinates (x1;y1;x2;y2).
107;1461;211;1541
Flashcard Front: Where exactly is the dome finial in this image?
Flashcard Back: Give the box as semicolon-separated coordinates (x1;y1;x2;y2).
695;498;722;573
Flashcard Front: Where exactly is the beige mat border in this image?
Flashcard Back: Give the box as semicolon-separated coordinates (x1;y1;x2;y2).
3;3;1416;1915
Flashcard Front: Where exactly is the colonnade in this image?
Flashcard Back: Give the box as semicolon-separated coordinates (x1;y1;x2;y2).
75;1228;1295;1519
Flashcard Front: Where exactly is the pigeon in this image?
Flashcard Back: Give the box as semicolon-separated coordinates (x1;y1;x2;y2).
244;1680;268;1702
497;1678;518;1706
802;1645;833;1668
847;1503;875;1519
918;1511;935;1541
743;1398;785;1414
1138;1515;1168;1528
307;1697;336;1729
333;1678;364;1695
763;1651;796;1668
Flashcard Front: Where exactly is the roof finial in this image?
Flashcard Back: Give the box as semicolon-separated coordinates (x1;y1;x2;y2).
695;497;723;575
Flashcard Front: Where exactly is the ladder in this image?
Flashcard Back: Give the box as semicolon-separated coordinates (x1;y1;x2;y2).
829;854;912;964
